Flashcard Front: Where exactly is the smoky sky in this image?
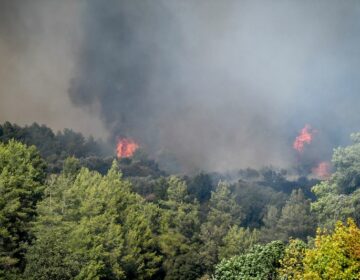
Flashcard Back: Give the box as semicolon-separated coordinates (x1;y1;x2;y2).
2;1;360;171
0;0;107;137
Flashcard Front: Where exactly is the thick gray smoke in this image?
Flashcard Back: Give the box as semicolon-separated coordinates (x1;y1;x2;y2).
0;0;107;137
2;1;360;172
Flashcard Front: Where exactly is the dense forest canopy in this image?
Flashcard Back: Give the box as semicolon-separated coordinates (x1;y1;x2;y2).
0;123;359;279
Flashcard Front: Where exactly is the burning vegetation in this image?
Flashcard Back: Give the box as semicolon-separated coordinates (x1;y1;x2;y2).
116;138;139;158
312;161;331;179
293;125;317;153
293;124;331;178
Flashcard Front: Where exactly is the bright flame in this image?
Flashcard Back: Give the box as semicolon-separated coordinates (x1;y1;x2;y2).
116;138;139;158
312;161;331;179
293;124;316;153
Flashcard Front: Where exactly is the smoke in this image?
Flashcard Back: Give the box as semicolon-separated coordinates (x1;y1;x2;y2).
0;0;107;137
2;1;360;172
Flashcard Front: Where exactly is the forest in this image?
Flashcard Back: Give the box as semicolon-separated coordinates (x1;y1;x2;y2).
0;122;359;280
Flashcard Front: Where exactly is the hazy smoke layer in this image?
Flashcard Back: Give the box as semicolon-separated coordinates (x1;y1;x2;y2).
2;1;360;171
0;0;107;137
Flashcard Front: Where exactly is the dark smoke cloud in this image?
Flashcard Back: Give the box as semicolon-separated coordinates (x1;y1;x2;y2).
69;0;360;171
0;0;107;137
2;1;360;171
69;1;178;143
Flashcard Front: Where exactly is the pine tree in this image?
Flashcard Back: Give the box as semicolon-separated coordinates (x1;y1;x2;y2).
200;181;243;272
0;140;46;275
219;225;260;259
158;176;202;279
25;160;162;279
277;189;315;241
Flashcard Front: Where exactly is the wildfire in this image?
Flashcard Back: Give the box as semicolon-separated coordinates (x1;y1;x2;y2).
312;161;331;179
293;124;316;153
116;138;139;158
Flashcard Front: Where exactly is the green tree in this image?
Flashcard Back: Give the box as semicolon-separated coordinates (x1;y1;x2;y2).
25;161;161;279
188;173;214;203
24;157;85;280
23;223;80;280
159;176;203;279
261;190;315;242
234;181;287;228
0;140;46;275
200;181;243;272
312;133;360;228
261;205;281;242
0;122;108;174
214;241;285;280
277;189;315;241
277;239;307;280
312;182;360;228
62;156;81;179
332;133;360;194
219;225;260;259
303;219;360;280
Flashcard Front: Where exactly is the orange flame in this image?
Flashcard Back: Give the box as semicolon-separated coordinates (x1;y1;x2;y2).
293;124;316;153
312;161;331;179
116;138;139;158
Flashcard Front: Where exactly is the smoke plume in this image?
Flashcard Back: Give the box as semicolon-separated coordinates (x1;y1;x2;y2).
2;0;360;171
0;0;106;137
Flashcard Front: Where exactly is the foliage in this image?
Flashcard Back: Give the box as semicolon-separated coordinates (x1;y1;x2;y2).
24;161;162;279
187;173;214;203
214;241;285;280
2;124;360;279
312;182;360;228
303;218;360;280
261;205;281;242
234;181;287;228
23;224;80;280
259;168;294;193
277;239;307;280
117;157;165;178
312;133;360;228
276;189;315;241
0;140;46;273
261;189;315;242
0;122;106;173
200;181;243;272
332;133;360;194
158;176;203;279
219;226;260;259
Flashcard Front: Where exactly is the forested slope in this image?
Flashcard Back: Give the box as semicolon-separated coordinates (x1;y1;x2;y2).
0;123;359;279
